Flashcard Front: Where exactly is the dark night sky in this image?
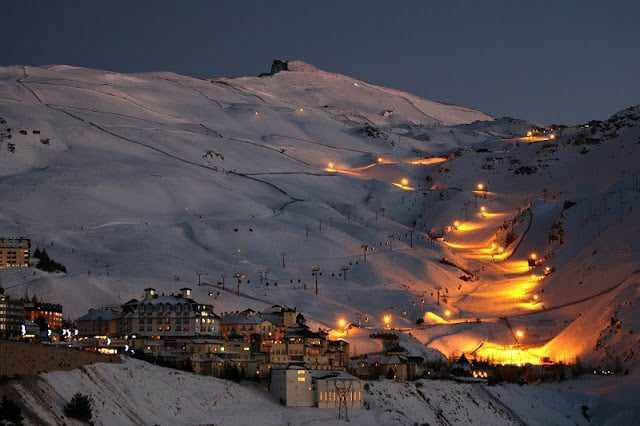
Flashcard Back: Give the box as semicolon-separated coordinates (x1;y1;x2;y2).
3;1;639;124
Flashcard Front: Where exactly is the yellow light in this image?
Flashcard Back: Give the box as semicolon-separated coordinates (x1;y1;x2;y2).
383;314;392;327
444;309;451;317
337;318;347;329
532;294;539;301
401;178;409;186
476;183;485;191
453;220;461;228
498;246;504;253
529;252;538;260
490;242;497;250
549;134;556;140
480;206;487;213
377;157;383;163
328;162;335;170
515;330;525;339
526;131;533;137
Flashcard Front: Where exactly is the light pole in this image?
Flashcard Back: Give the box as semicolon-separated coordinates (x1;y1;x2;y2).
312;266;321;296
234;272;245;296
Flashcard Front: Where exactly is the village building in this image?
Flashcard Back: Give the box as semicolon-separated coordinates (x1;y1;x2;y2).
0;238;30;268
270;365;315;407
121;287;219;338
313;370;364;410
76;307;121;337
0;287;26;338
23;298;63;330
349;353;409;381
270;365;363;409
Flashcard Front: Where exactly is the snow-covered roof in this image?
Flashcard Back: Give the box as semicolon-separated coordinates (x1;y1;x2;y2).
77;308;119;321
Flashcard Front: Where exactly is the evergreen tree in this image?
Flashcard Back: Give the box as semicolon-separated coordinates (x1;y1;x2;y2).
0;396;24;425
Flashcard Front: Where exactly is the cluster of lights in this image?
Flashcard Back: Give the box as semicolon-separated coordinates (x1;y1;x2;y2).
472;370;489;379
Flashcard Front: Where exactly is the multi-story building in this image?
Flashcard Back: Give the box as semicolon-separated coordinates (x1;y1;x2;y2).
0;238;30;268
121;287;219;338
76;307;121;337
0;287;26;338
23;299;63;330
269;327;348;369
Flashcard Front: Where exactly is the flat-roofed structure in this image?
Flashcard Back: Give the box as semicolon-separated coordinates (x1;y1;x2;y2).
0;238;30;268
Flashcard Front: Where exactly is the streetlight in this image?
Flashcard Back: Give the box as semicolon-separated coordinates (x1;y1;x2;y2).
515;329;525;339
383;313;392;329
401;178;409;187
338;318;347;329
444;309;452;318
476;183;485;191
234;272;245;296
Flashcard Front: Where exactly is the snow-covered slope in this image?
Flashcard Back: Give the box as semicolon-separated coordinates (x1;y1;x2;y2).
8;358;594;426
1;61;639;388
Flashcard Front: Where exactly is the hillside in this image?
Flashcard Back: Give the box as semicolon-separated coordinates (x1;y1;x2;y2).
6;358;596;426
1;61;639;386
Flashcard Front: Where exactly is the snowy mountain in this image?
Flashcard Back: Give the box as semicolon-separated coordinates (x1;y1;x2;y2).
1;60;640;397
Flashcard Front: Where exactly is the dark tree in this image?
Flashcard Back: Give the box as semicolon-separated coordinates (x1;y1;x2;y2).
0;396;24;425
63;393;93;423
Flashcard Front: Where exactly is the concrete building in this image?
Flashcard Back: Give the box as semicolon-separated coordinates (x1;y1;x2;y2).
0;288;25;338
270;365;315;407
270;366;363;409
0;238;30;268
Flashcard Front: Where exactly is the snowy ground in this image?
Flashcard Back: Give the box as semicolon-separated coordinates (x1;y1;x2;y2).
4;358;607;426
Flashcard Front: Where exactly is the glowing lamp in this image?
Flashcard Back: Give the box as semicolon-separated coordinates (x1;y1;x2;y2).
337;318;347;329
515;330;525;339
401;178;409;186
444;309;451;317
476;183;485;191
529;253;538;260
377;157;383;163
328;162;335;170
383;314;392;327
